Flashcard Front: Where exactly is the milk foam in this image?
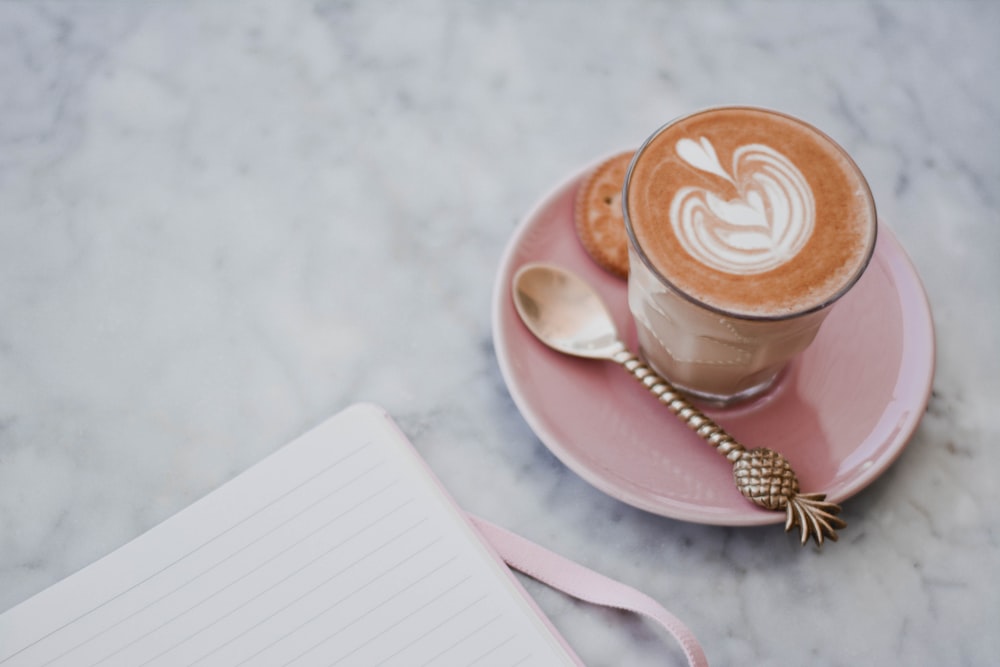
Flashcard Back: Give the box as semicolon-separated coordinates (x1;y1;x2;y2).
623;107;877;400
669;137;815;275
625;107;877;317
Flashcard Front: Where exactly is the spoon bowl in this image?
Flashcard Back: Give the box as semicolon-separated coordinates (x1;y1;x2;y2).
512;264;624;359
513;264;624;359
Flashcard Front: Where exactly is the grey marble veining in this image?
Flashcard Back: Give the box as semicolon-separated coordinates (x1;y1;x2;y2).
1;2;998;665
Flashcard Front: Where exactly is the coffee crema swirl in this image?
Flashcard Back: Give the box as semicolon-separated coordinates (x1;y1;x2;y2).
625;107;877;318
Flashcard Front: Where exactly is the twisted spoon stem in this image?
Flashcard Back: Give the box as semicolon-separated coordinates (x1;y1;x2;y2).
612;347;746;462
611;344;846;546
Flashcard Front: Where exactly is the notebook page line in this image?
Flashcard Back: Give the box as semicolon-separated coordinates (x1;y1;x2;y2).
412;613;504;667
50;467;393;667
183;521;436;666
0;441;374;667
464;633;518;666
325;572;472;657
367;601;493;667
257;556;464;666
88;489;412;667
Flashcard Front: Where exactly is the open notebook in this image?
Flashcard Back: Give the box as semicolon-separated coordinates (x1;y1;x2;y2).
0;404;581;666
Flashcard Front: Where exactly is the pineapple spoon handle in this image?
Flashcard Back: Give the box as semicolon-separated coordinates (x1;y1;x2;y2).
611;346;846;546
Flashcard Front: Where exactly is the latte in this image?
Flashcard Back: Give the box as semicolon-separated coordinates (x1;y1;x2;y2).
622;107;877;402
624;106;876;317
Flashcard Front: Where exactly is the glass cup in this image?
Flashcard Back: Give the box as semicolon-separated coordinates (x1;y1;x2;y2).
622;106;877;405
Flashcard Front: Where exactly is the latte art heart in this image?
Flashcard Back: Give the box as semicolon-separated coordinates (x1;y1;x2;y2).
669;137;815;275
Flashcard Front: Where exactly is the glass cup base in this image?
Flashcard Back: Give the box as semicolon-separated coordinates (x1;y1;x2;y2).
650;364;784;407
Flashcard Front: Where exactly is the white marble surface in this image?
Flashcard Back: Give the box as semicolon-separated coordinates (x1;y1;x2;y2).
1;2;998;665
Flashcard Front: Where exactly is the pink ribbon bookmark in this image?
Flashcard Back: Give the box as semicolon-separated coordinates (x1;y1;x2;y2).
469;515;709;667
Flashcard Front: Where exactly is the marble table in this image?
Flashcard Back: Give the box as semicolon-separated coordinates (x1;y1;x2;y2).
2;2;997;665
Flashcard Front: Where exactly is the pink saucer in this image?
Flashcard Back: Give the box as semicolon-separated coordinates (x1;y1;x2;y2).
492;155;935;526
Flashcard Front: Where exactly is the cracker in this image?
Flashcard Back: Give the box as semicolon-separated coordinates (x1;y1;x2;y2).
574;151;635;278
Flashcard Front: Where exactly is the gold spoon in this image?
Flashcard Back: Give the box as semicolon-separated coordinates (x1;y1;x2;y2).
512;262;845;546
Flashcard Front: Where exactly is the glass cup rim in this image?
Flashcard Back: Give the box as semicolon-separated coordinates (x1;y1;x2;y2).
622;104;878;323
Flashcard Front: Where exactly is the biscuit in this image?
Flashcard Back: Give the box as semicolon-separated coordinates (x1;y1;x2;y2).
574;151;634;278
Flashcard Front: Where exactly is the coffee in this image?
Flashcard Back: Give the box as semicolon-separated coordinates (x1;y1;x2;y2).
625;107;876;317
623;107;876;402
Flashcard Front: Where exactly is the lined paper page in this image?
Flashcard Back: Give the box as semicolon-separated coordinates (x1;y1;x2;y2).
0;404;579;667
